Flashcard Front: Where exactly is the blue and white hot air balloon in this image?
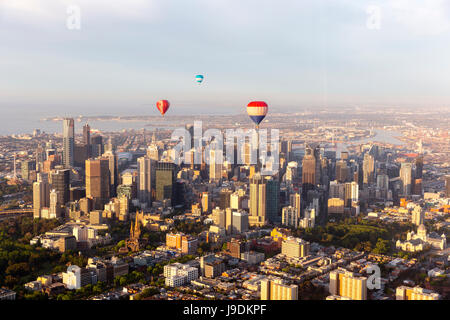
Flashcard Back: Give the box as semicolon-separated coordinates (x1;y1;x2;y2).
195;74;204;84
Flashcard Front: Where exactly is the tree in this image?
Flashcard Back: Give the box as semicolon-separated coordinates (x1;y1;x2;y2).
372;238;390;255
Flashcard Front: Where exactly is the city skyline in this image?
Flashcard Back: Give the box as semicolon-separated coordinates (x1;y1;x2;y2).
0;0;449;309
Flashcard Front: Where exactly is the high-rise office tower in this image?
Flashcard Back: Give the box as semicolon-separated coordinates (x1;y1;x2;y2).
103;150;118;197
50;169;70;205
137;156;156;205
241;141;253;166
329;269;367;300
219;188;232;210
285;161;298;184
155;162;175;201
282;206;299;228
49;189;61;219
90;135;104;158
185;124;195;150
212;207;226;228
336;160;349;183
289;193;301;218
230;191;243;210
201;192;211;214
86;158;110;209
33;178;50;219
73;143;89;168
35;144;45;171
265;176;280;223
376;174;389;199
344;182;359;207
83;123;91;158
302;144;318;194
368;144;379;161
209;143;223;183
249;173;266;227
231;211;249;233
280;140;293;162
21;160;35;181
415;155;423;179
63;118;74;168
400;162;413;196
329;180;345;200
362;153;375;185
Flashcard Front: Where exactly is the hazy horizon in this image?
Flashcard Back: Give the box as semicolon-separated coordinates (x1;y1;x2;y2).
2;0;450;116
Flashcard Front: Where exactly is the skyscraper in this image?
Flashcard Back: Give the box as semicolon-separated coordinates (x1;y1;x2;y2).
362;153;375;185
201;192;211;214
21;160;35;181
231;211;249;234
63;118;74;168
86;158;110;209
137;156;156;205
219;188;232;210
302;144;318;195
83;123;91;158
344;182;359;208
209;143;223;183
265;176;280;223
400;162;413;196
376;174;389;199
415;155;423;179
155;162;175;201
280;139;293;162
249;173;266;227
50;169;70;205
90;135;104;158
289;193;301;218
49;189;61;219
282;206;299;228
285;161;298;184
33;178;49;219
336;160;349;183
103;149;118;197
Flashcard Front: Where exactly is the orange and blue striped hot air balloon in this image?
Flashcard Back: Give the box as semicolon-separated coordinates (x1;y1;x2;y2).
156;100;170;116
247;101;268;128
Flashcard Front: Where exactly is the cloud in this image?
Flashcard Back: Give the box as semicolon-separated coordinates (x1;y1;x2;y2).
0;0;159;23
388;0;450;36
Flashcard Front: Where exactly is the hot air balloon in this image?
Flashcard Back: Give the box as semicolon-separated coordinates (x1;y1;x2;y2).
247;101;268;129
156;100;170;116
195;75;204;84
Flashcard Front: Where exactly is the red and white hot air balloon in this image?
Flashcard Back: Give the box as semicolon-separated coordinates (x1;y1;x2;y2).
246;101;268;129
156;100;170;116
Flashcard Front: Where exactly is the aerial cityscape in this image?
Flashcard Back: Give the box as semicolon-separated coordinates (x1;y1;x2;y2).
0;0;449;310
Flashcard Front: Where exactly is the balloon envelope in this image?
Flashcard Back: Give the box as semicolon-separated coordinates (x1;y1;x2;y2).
195;75;204;84
247;101;268;126
156;100;170;116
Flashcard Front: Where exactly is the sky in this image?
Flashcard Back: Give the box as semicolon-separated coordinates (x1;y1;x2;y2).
1;0;450;117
